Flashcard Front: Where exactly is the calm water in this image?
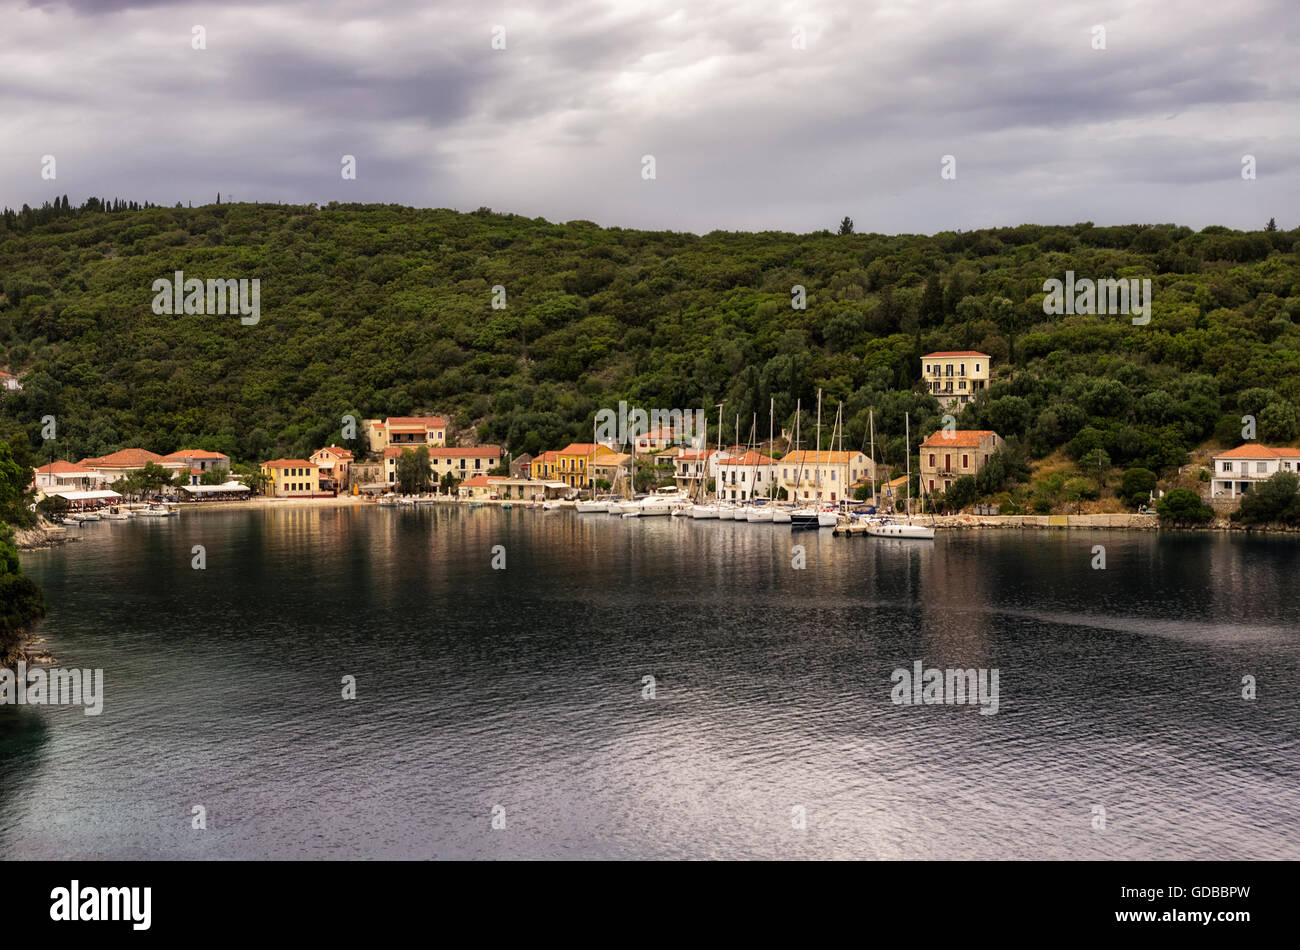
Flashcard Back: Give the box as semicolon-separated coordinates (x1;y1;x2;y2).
3;506;1298;860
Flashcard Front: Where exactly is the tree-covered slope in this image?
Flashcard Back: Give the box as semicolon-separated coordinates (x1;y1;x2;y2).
0;199;1296;474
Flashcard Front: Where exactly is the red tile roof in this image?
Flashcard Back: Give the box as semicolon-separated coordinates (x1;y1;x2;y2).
429;446;500;458
262;459;315;468
385;416;445;429
919;430;1000;449
558;443;610;456
162;449;229;461
460;475;493;487
533;451;560;463
312;445;354;460
923;351;991;358
717;451;778;466
36;460;96;475
1216;444;1300;459
78;448;164;468
780;450;863;464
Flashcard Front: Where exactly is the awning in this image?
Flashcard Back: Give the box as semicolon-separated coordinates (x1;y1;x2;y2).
53;490;122;501
180;482;250;495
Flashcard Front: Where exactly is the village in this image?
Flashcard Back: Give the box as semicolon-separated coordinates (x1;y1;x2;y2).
25;351;1297;530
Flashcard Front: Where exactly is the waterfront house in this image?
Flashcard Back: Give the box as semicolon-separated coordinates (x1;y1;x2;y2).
557;443;614;489
592;452;630;487
260;459;322;497
530;450;560;481
383;444;502;487
456;475;554;500
673;448;728;492
362;415;447;454
77;448;165;485
509;453;533;479
34;460;100;492
716;451;779;502
919;430;1003;495
161;449;231;485
1211;444;1300;498
310;445;353;491
922;351;991;408
778;450;874;503
635;426;684;452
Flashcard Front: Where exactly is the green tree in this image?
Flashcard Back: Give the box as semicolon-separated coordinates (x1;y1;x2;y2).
1233;471;1300;526
1157;489;1214;526
838;216;854;235
942;475;978;511
396;447;432;494
439;470;460;495
1120;467;1158;508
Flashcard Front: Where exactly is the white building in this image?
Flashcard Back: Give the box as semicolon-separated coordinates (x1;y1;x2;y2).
674;448;732;492
921;351;991;408
1211;445;1300;499
777;450;875;503
715;451;777;501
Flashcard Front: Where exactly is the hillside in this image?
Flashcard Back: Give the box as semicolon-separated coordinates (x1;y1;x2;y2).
0;200;1297;489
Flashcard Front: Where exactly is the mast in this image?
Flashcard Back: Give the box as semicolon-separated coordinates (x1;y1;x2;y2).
869;409;878;508
905;411;912;520
759;397;769;504
792;398;803;505
815;388;822;500
715;402;725;504
746;412;759;502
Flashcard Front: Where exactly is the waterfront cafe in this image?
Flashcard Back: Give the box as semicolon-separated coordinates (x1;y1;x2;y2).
178;482;252;503
52;489;122;509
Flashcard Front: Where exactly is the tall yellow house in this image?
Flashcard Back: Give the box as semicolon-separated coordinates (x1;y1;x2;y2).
557;443;614;489
530;450;560;481
921;351;991;408
261;459;321;497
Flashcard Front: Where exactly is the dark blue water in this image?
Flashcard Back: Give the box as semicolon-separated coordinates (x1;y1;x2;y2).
3;506;1297;859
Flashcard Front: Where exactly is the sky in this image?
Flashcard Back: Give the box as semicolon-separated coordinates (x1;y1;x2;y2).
2;0;1296;234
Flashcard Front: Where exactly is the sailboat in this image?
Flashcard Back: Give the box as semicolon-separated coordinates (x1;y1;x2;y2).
866;411;935;540
690;402;724;519
577;419;610;512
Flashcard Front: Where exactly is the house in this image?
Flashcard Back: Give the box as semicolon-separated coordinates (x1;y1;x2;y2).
778;450;875;503
716;451;779;502
509;453;533;479
922;351;991;407
530;450;560;481
383;444;501;487
362;416;447;453
78;448;165;485
919;430;1003;495
635;426;683;452
1211;445;1300;499
557;443;614;489
260;459;322;497
592;452;630;487
310;445;354;491
0;370;22;392
161;449;231;485
34;460;100;492
673;448;716;492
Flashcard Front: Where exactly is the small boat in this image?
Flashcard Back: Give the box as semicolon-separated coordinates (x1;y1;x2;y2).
717;505;736;520
790;507;820;529
746;505;774;523
817;509;840;528
500;502;512;510
138;505;171;517
771;507;792;524
865;521;935;540
468;500;484;509
690;504;719;519
576;499;609;513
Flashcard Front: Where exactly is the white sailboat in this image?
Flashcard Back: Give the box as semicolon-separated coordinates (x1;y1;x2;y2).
866;411;934;540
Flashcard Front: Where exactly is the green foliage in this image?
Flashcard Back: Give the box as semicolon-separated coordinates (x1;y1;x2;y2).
0;442;36;528
1232;471;1300;526
1120;467;1158;508
0;203;1296;479
395;447;432;494
438;471;459;494
1157;489;1215;526
942;475;978;511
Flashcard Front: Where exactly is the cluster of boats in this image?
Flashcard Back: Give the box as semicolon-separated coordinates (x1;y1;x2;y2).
54;503;179;524
570;486;935;538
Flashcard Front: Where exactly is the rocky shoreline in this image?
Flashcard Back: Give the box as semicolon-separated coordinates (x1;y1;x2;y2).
0;626;52;669
14;522;76;550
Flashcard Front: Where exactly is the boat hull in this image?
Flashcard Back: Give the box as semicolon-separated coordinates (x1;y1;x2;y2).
866;523;935;540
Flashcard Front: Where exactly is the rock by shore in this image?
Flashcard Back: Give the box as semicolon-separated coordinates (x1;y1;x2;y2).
14;522;74;551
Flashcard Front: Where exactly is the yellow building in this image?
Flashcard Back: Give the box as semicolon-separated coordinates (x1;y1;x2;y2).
261;459;322;497
557;443;614;489
530;450;560;481
778;450;874;503
921;351;991;407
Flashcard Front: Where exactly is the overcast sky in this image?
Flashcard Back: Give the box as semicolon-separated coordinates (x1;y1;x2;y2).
3;0;1296;234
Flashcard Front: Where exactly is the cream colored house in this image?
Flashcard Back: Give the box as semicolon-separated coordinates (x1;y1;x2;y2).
778;450;874;503
1211;444;1300;499
383;444;501;487
922;351;991;407
363;416;447;454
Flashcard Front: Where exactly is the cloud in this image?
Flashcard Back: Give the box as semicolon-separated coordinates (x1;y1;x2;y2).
2;0;1296;232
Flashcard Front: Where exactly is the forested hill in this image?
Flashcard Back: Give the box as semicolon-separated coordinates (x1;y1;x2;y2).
0;199;1297;474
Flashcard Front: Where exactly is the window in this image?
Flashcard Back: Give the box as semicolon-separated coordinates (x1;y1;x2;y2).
929;480;934;491
959;364;965;376
1256;462;1267;473
945;454;951;470
1222;461;1233;472
975;364;980;372
959;381;966;389
929;454;935;467
962;455;968;468
831;471;836;481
